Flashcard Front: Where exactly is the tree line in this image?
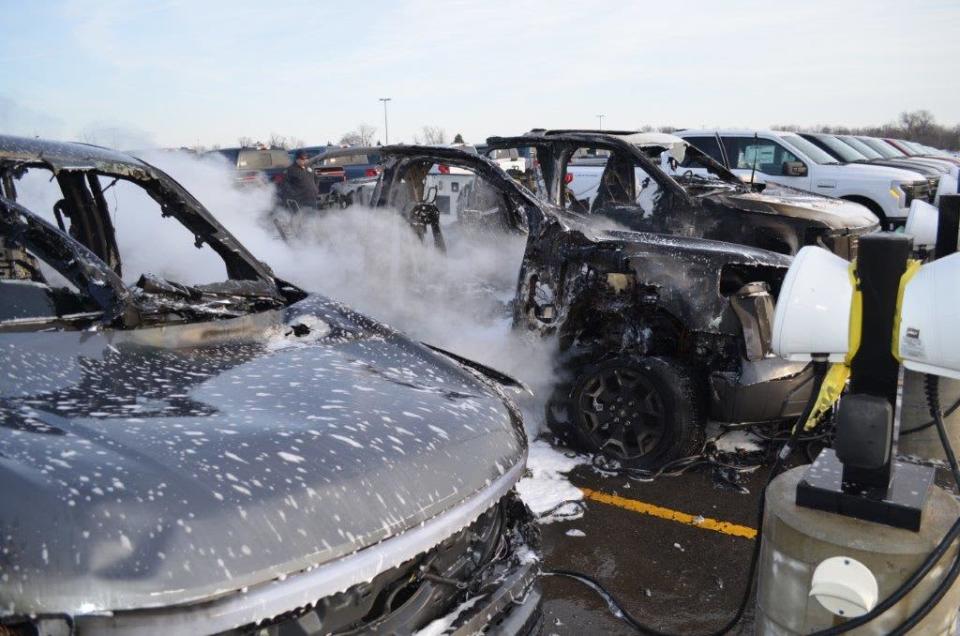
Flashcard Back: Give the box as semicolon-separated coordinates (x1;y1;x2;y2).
200;110;960;154
774;110;959;151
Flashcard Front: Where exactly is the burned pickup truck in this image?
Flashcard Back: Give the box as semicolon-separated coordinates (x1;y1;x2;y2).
485;129;879;259
365;140;877;468
0;136;541;635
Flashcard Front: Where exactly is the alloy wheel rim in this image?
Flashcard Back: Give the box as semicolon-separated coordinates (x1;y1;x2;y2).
576;366;666;460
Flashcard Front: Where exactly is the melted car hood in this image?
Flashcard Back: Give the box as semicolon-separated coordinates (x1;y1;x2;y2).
713;184;879;230
0;297;525;616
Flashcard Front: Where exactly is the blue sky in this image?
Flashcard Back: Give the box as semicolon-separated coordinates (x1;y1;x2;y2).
1;0;958;148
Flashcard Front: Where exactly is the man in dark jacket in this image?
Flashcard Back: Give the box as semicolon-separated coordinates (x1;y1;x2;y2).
280;150;319;211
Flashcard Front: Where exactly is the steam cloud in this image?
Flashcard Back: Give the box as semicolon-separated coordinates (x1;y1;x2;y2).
146;151;556;436
12;149;556;435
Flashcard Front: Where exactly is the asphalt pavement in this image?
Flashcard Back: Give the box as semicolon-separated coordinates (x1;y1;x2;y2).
536;449;772;636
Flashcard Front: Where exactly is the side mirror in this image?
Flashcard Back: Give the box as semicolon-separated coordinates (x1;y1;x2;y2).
783;161;808;177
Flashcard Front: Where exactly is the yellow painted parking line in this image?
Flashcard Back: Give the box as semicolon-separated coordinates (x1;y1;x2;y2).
580;487;757;540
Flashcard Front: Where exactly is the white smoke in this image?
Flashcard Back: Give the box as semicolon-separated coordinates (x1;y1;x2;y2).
10;149;557;434
139;150;556;436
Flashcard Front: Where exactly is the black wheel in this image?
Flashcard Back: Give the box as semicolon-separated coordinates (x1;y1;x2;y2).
546;356;705;469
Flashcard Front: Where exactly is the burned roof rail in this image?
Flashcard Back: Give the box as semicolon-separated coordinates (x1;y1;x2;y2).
487;130;745;191
485;132;696;203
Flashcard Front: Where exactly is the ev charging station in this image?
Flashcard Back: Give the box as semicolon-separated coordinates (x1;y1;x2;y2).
755;195;960;634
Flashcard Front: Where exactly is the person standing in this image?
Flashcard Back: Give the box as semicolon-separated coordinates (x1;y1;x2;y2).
280;150;319;211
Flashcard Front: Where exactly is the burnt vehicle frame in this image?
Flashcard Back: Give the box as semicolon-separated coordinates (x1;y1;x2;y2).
0;136;541;635
366;141;874;467
485;129;878;259
305;146;383;210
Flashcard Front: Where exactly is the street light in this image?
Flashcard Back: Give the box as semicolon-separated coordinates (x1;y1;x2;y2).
379;98;392;144
596;114;605;130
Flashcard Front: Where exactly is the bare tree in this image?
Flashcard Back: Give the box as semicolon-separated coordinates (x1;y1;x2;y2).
237;136;254;148
267;133;289;149
264;133;307;149
357;124;377;145
768;109;959;150
413;125;447;145
898;110;936;139
339;131;362;146
339;124;377;146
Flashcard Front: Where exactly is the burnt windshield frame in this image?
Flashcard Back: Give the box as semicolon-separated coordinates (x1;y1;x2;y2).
486;133;743;206
0;197;129;326
0;152;278;289
376;145;544;233
110;160;278;285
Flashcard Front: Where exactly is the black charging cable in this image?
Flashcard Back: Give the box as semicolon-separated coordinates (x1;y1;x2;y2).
806;374;960;635
542;360;829;636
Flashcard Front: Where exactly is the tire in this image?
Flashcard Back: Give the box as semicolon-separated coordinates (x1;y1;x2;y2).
546;355;705;469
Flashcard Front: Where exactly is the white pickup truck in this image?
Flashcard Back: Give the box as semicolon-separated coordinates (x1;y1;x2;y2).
671;130;930;227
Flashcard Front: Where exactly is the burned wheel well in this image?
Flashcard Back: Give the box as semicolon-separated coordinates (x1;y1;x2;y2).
559;300;686;361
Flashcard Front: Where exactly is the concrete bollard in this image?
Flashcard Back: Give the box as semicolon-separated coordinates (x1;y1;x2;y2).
898;371;960;463
756;466;960;635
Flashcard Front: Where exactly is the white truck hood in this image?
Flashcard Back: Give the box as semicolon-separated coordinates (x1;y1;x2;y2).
816;162;926;183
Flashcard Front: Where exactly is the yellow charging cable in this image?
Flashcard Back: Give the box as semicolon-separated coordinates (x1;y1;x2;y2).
800;261;863;430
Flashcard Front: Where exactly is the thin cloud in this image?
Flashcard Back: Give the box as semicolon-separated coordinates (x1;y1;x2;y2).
4;0;959;147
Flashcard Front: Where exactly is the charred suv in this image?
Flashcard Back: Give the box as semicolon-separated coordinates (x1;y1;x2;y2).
368;140;876;468
0;136;541;635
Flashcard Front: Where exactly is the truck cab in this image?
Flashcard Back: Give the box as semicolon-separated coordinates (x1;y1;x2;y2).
676;129;931;228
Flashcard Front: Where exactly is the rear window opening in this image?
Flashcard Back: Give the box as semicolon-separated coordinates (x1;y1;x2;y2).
565;145;665;216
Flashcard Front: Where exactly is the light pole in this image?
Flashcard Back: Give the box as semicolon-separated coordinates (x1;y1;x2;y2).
379;98;392;144
596;114;605;130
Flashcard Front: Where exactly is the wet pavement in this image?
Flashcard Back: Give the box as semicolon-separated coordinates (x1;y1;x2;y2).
536;449;773;635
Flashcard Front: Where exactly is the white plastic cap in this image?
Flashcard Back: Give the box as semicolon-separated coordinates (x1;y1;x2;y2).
772;246;853;362
904;199;939;249
898;252;960;380
934;173;959;206
810;556;878;618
